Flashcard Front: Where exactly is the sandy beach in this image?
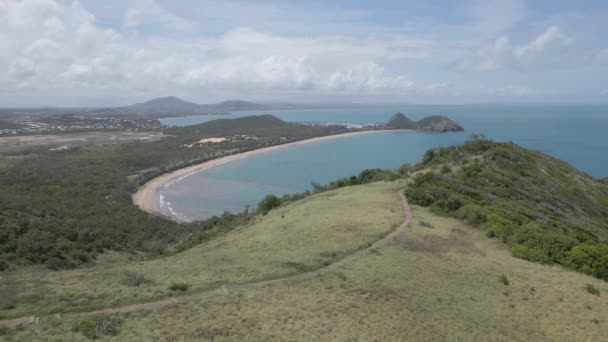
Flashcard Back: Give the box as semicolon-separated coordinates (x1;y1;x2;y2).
132;129;412;220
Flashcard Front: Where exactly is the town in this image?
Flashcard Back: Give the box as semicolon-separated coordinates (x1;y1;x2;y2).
0;114;162;136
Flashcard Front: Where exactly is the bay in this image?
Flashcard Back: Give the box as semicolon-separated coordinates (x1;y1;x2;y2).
159;104;608;220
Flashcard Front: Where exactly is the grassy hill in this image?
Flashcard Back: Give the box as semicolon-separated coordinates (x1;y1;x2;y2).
3;182;608;341
2;132;608;340
406;135;608;279
0;182;404;318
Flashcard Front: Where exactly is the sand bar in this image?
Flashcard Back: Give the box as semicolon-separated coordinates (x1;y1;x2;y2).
132;129;413;220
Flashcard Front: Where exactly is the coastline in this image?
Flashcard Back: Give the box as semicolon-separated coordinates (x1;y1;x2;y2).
132;129;413;220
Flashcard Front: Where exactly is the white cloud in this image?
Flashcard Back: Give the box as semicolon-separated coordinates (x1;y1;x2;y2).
122;0;197;32
0;0;440;100
453;26;573;71
513;26;572;64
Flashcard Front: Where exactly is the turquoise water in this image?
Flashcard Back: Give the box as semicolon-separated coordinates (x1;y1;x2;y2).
160;105;608;220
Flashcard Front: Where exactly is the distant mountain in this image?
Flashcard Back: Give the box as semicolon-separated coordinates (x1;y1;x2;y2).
126;96;209;113
384;112;463;132
102;97;271;117
207;100;270;112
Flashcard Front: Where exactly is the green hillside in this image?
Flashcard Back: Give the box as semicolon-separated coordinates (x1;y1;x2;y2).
3;182;608;341
406;135;608;279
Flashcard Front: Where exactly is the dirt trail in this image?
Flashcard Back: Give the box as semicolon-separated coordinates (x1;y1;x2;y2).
0;190;412;327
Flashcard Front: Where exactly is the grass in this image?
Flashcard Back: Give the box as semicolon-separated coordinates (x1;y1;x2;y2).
6;198;608;341
585;284;600;296
0;181;405;318
168;282;190;292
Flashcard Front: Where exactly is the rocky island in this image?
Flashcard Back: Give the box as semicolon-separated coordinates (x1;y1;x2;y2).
385;112;464;132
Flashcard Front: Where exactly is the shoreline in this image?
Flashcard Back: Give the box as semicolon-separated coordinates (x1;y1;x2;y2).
132;129;414;220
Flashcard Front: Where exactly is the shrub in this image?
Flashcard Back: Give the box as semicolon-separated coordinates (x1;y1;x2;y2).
455;204;489;225
72;314;122;340
257;194;281;215
120;271;146;287
498;274;510;286
585;284;600;296
169;282;190;291
419;221;434;228
567;244;608;281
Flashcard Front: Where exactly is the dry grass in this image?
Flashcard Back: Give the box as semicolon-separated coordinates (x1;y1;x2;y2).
6;200;608;341
0;181;405;318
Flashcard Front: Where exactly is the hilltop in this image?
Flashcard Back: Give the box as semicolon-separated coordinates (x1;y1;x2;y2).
406;136;608;279
385;112;464;132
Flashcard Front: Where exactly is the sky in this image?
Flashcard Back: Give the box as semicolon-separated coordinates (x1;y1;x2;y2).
1;0;608;106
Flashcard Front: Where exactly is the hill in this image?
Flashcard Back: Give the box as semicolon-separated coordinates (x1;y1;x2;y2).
94;97;270;117
3;180;608;340
125;96;208;113
406;136;608;279
385;112;464;132
206;100;270;111
385;112;416;129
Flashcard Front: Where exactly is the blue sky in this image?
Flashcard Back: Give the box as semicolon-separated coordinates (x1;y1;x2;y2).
2;0;608;106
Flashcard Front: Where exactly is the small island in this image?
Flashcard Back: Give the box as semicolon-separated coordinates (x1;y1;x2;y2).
384;112;464;132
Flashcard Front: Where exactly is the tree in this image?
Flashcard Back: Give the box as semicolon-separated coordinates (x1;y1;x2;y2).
257;194;281;215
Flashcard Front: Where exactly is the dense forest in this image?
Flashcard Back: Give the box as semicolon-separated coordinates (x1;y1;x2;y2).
0;116;351;271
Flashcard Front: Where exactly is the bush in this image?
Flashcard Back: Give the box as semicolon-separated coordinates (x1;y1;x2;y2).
419;221;434;228
120;271;146;287
455;204;488;225
567;244;608;280
585;284;600;296
72;314;122;340
257;194;281;215
169;282;190;291
498;274;510;286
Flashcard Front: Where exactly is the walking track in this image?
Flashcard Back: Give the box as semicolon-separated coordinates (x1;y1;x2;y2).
0;190;412;328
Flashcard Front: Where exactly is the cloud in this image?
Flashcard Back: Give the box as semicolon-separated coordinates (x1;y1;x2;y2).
452;26;573;71
0;0;434;100
122;0;197;32
513;26;572;64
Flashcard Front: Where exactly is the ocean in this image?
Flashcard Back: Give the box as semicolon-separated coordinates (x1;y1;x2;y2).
159;104;608;221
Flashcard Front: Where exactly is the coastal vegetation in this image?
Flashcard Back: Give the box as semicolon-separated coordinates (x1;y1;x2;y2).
406;135;608;280
2;119;608;339
0;115;351;271
5;203;608;340
0;182;404;319
0;112;463;272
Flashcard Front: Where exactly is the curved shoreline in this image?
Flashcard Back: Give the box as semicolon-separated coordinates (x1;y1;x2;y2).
133;129;413;220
